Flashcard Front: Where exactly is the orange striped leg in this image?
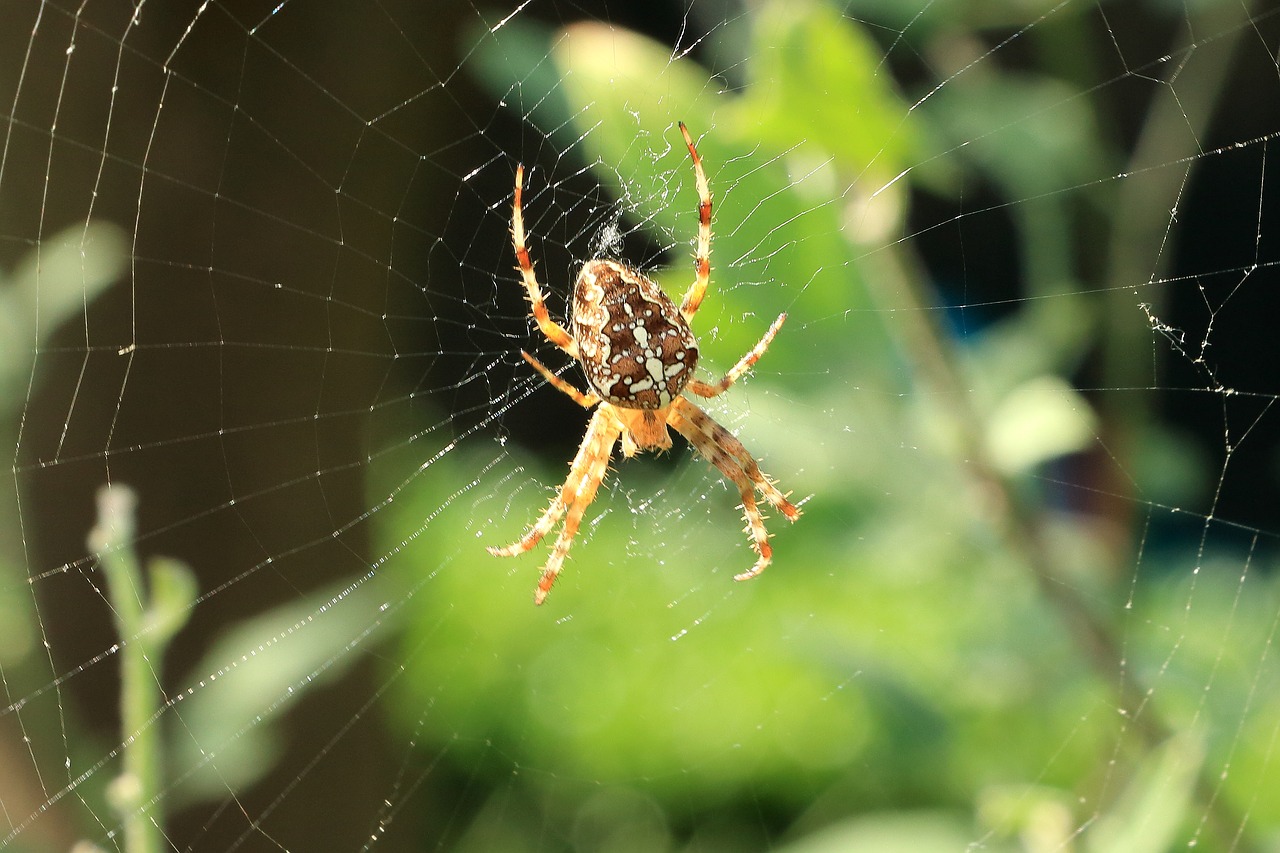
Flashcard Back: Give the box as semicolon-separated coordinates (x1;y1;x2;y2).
521;351;600;409
669;406;775;581
534;411;620;604
674;397;800;521
677;122;712;319
488;406;613;560
686;313;787;399
512;165;578;358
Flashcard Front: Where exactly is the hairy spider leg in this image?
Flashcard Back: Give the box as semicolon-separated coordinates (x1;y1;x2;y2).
672;396;801;521
512;165;578;358
519;351;600;409
678;122;712;319
486;488;568;561
686;313;788;399
487;404;612;560
669;403;776;580
533;408;621;605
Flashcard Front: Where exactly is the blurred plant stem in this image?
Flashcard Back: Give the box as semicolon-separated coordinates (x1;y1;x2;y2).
875;4;1259;847
88;485;195;853
875;247;1251;849
869;201;1253;853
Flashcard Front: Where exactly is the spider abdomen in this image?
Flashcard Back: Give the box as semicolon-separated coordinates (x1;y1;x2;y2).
572;259;699;410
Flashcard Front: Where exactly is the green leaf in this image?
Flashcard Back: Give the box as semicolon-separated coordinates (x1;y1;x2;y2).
145;557;198;646
984;376;1097;474
739;0;917;179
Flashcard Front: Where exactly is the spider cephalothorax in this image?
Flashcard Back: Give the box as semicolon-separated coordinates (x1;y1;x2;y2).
491;122;801;605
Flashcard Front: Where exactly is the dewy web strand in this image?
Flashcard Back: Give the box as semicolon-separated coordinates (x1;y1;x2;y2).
1;2;1280;851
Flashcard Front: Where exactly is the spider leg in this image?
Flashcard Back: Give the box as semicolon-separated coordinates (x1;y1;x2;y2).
673;396;800;521
677;122;712;319
686;313;787;399
669;404;776;581
534;409;621;605
520;350;600;409
488;406;614;560
512;165;579;358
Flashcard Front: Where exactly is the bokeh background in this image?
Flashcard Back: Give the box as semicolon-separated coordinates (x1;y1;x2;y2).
2;0;1279;850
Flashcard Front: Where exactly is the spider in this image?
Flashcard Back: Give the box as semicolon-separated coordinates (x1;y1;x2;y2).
490;122;801;605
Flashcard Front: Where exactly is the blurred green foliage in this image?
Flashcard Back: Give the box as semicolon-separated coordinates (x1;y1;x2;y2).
0;221;125;681
0;223;129;848
376;0;1280;850
6;1;1275;850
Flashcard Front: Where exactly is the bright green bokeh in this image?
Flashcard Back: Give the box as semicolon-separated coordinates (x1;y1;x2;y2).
378;1;1280;848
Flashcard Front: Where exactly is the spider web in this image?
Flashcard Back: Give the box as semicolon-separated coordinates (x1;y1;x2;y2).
2;0;1280;850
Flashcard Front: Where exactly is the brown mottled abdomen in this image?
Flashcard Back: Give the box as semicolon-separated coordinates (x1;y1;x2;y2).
571;260;698;410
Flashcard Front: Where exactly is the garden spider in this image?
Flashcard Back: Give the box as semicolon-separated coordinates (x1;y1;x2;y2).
490;122;801;605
